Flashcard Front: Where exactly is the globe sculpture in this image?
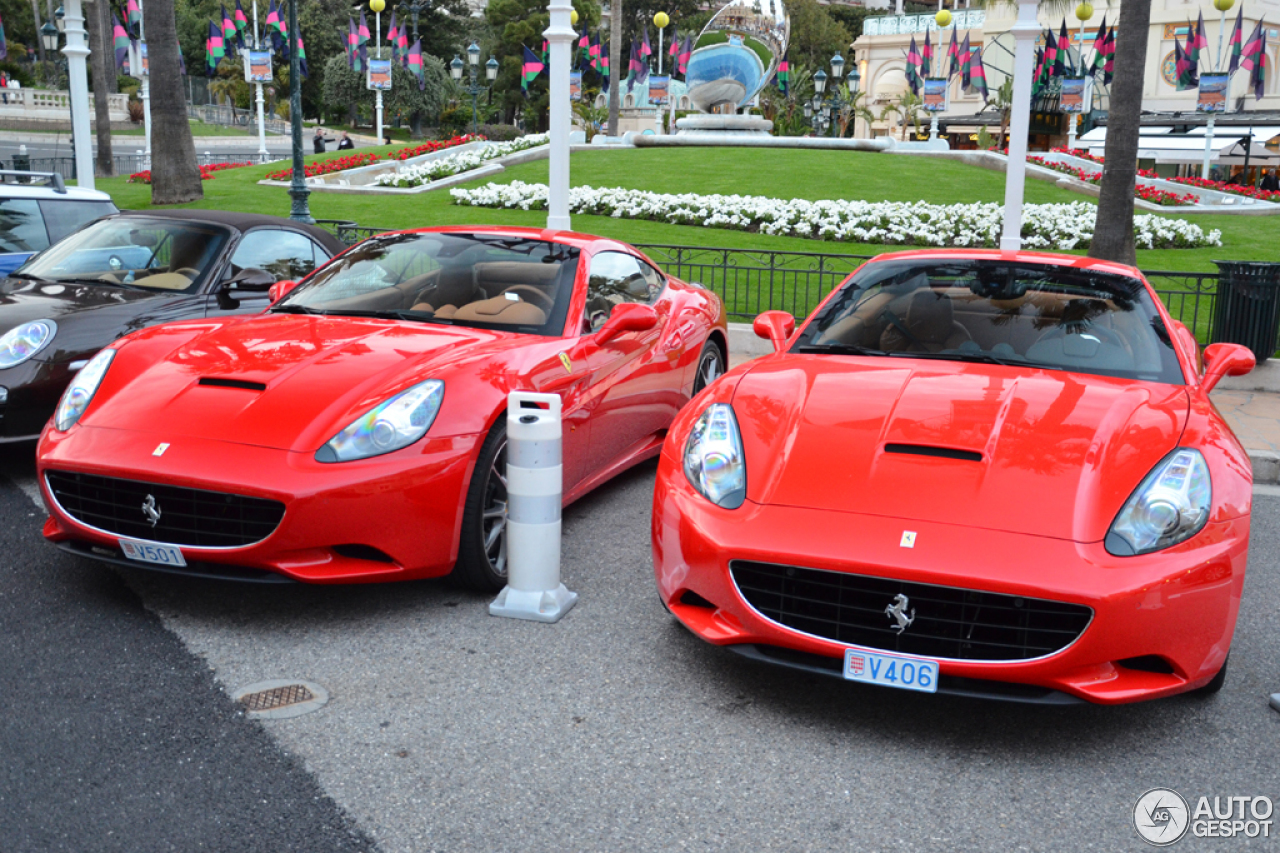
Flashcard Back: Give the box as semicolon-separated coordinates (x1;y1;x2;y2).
685;0;790;113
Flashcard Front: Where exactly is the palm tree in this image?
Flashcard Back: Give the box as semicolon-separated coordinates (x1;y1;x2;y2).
991;77;1013;149
834;83;875;138
143;0;202;204
878;101;904;140
88;0;115;177
897;90;924;140
1088;0;1151;264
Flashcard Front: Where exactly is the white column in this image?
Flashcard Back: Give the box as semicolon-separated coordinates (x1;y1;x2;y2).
1000;0;1040;251
62;0;94;189
1202;115;1215;178
544;0;575;231
254;1;267;163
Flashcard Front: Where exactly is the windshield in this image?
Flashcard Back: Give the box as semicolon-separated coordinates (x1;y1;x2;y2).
279;232;580;336
794;259;1184;384
0;198;116;254
20;216;230;292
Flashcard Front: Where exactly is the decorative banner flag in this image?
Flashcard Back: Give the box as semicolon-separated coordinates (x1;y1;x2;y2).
921;29;932;79
1058;20;1071;75
776;51;789;96
669;29;680;61
946;26;959;79
0;13;7;61
1090;14;1108;74
905;35;922;94
113;11;131;69
347;17;364;72
1031;46;1047;96
396;20;409;66
1188;11;1208;70
221;5;239;55
522;44;545;97
641;27;652;59
206;20;225;77
386;11;400;63
626;41;641;92
270;1;290;56
1100;25;1115;84
541;39;549;66
1173;35;1198;91
577;28;590;68
1227;6;1244;74
296;32;308;78
234;0;249;36
126;0;142;38
1239;18;1265;75
959;33;971;88
968;46;989;100
677;34;692;76
589;31;602;73
1246;25;1267;99
178;42;187;76
407;38;426;89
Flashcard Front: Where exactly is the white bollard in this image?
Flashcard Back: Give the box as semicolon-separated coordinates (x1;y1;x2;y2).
489;391;578;623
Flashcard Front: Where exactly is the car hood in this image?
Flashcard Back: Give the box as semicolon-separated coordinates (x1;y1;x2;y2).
732;356;1190;543
0;276;166;355
86;314;531;452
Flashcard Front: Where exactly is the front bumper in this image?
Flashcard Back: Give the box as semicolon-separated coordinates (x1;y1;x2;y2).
38;423;485;583
652;461;1248;705
0;358;74;441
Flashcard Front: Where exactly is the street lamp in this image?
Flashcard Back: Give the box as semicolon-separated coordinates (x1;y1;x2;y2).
811;54;851;138
654;11;670;74
40;21;60;90
453;44;496;136
399;0;432;42
848;64;861;137
813;69;827;97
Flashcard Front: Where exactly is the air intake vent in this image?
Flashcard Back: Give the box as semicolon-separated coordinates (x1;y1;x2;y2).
199;377;267;391
884;443;982;462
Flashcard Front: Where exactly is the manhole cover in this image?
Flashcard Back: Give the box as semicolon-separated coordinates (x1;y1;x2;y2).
232;679;329;720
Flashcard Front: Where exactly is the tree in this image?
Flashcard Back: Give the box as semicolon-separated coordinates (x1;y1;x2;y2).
1088;0;1151;264
991;77;1013;150
485;0;600;128
786;0;851;72
322;53;366;129
144;0;201;203
385;55;450;137
87;0;115;177
834;83;874;139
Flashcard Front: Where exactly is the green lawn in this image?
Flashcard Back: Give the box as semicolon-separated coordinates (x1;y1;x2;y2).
95;145;1280;275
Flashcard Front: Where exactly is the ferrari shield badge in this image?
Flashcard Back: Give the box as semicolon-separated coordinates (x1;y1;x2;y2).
558;352;573;373
153;442;170;457
900;530;917;548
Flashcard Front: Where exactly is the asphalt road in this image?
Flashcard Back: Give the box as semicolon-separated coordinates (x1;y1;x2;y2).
3;441;1280;851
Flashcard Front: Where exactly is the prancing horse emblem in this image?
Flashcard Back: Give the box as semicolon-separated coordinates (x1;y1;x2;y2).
884;594;915;634
141;494;161;528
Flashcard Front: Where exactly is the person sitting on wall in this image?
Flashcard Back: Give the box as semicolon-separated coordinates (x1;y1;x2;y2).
337;132;355;150
1261;170;1280;192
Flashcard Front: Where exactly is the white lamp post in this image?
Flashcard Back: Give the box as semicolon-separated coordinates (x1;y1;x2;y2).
1000;0;1040;251
654;11;669;75
252;1;268;163
54;2;93;189
544;0;574;230
1203;0;1235;178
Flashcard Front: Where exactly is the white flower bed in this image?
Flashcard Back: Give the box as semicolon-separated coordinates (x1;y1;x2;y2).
450;181;1223;250
374;134;550;188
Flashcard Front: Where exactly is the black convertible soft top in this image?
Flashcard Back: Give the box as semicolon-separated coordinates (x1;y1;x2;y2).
113;208;346;255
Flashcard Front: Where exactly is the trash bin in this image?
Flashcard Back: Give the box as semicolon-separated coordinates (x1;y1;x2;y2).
12;144;30;178
1211;261;1280;362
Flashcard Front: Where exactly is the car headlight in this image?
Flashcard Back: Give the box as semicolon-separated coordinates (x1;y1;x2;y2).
0;320;56;368
1106;448;1211;556
53;347;114;431
315;379;444;463
683;403;747;509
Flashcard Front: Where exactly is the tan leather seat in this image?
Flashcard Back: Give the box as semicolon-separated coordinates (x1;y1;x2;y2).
879;290;972;353
451;296;546;325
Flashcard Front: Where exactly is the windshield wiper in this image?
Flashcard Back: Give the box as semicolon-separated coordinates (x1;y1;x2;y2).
898;350;1064;371
271;303;324;315
796;342;890;356
322;308;454;324
51;276;142;289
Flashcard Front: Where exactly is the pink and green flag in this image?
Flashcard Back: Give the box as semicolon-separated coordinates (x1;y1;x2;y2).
905;35;923;94
126;0;141;38
406;39;425;90
221;5;239;54
968;45;989;100
522;44;545;97
946;26;959;79
677;34;692;76
1227;7;1244;74
640;27;652;59
920;30;932;79
234;0;249;35
113;11;131;69
206;20;225;77
776;52;789;96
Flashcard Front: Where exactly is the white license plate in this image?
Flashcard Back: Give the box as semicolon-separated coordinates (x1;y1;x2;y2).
118;538;187;567
843;646;939;694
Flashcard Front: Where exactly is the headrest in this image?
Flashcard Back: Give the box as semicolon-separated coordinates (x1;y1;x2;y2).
903;290;955;343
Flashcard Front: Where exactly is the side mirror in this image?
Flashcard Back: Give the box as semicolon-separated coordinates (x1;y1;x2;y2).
596;302;658;343
753;310;796;353
1201;342;1255;393
268;279;299;303
224;267;276;292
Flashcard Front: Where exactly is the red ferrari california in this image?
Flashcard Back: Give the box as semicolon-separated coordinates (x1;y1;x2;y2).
653;249;1255;704
37;226;726;590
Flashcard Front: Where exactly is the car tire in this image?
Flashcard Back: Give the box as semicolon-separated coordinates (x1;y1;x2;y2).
1192;654;1229;696
453;420;509;593
692;339;724;396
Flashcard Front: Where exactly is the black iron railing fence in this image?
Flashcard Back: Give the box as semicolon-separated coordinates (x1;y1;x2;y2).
315;225;1236;348
4;152;270;181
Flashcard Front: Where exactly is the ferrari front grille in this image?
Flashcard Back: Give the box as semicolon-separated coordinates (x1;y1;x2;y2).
45;470;285;549
729;560;1092;662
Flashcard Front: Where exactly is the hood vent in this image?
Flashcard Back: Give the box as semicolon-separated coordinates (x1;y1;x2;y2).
198;377;267;392
884;443;982;462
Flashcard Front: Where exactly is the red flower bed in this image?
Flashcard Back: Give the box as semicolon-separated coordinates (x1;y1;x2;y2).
1051;146;1105;164
387;134;482;161
266;152;382;181
265;135;482;180
1027;155;1198;206
128;161;254;184
1165;175;1280;203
